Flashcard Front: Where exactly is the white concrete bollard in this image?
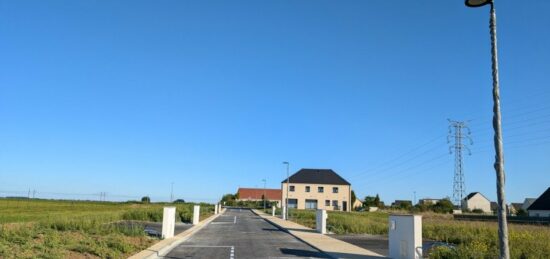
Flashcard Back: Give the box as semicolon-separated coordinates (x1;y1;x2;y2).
161;207;176;239
316;209;328;234
272;206;276;216
389;215;422;259
282;206;287;220
214;204;219;214
218;204;222;213
193;205;200;225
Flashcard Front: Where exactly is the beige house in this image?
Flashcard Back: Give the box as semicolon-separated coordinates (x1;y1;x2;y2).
352;198;363;209
462;192;491;213
281;169;352;212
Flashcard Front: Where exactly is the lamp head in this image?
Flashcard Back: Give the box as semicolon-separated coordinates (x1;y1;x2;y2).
465;0;492;7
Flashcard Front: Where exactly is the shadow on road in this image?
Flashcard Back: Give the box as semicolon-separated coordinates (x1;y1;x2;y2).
279;248;330;258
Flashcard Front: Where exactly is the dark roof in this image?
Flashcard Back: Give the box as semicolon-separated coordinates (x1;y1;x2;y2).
528;187;550;211
464;192;490;201
281;169;350;185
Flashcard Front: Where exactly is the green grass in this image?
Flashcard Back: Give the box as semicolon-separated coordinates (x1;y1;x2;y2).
0;199;214;258
288;209;550;258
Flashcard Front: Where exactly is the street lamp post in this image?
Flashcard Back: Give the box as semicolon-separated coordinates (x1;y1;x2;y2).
262;179;267;211
282;161;290;220
465;0;510;258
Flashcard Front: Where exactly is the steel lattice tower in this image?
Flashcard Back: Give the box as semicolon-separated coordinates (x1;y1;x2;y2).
448;120;473;207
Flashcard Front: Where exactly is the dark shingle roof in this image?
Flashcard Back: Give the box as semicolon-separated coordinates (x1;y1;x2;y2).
528;187;550;211
281;169;350;185
464;192;490;201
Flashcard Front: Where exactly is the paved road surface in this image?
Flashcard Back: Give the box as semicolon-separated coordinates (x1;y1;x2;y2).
165;208;329;259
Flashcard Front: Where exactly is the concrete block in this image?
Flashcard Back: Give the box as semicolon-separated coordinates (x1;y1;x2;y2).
316;209;328;234
214;204;219;214
389;215;422;259
161;207;176;239
193;205;200;225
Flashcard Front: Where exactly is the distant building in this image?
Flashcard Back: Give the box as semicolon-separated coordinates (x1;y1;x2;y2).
462;192;491;213
237;188;282;207
528;187;550;217
521;198;537;211
353;198;363;209
509;203;523;215
281;169;352;211
418;198;441;205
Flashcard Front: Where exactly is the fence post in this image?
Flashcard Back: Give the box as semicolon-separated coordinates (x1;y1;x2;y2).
389;215;422;259
282;206;287;220
193;205;200;225
161;207;176;239
214;203;219;214
316;209;327;234
272;206;276;216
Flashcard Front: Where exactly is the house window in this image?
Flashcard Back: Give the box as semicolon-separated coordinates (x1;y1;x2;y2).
289;186;295;192
318;187;324;193
325;200;330;206
305;199;318;209
288;199;298;208
305;186;310;192
333;187;339;193
332;200;339;210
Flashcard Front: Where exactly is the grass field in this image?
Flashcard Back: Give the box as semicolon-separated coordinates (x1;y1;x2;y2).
288;209;550;258
0;199;214;258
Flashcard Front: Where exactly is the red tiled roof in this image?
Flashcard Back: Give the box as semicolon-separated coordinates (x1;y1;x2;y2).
238;188;282;201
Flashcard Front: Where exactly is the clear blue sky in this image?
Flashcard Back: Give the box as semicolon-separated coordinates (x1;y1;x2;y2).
1;1;549;204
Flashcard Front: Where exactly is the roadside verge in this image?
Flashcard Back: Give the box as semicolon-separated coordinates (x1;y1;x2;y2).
129;209;226;259
252;209;386;259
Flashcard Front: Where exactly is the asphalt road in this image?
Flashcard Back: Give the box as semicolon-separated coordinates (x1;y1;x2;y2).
164;208;329;259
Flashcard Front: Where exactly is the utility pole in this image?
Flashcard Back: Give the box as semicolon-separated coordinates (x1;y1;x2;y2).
262;179;266;210
283;161;290;220
28;188;31;199
170;182;174;202
413;191;416;205
32;189;36;199
448;120;473;207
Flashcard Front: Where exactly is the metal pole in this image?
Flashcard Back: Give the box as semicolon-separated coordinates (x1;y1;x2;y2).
489;3;510;258
284;162;290;220
170;182;174;202
262;179;267;212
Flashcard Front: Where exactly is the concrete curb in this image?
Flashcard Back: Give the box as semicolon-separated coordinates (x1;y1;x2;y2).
252;209;386;259
129;209;226;259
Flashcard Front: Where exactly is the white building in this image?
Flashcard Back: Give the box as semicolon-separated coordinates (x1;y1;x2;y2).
528;187;550;217
521;198;537;211
462;192;491;213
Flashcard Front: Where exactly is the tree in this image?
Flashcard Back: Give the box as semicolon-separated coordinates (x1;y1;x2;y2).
516;208;527;216
364;196;376;207
220;193;238;206
141;196;151;204
173;199;186;203
432;199;454;213
351;190;357;205
374;194;381;207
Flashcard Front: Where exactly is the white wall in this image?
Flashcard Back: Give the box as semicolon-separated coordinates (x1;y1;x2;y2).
463;194;491;213
528;210;550;217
